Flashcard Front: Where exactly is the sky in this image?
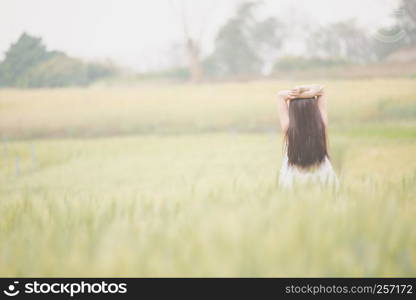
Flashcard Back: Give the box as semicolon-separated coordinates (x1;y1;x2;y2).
0;0;400;71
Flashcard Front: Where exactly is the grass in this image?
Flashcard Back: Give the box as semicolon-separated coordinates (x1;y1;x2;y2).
0;79;415;276
0;78;415;138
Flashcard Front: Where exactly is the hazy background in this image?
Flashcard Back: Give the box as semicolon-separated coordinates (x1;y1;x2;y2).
0;0;398;69
0;1;415;277
0;0;408;75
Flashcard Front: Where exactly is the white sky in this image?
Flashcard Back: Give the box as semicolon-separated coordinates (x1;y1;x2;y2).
0;0;400;71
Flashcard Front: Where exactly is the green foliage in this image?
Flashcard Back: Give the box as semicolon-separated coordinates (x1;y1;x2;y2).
307;20;376;63
136;67;190;81
0;79;415;275
377;98;416;120
19;54;88;87
0;33;51;87
372;0;416;60
0;33;117;88
1;133;415;276
87;61;118;82
273;56;348;72
399;0;416;44
204;1;284;78
373;26;408;60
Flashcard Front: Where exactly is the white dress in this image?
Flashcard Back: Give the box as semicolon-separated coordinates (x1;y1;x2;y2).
279;154;339;189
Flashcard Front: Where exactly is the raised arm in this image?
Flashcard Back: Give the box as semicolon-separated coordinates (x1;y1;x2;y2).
294;84;324;99
278;85;327;131
277;90;291;132
317;90;328;126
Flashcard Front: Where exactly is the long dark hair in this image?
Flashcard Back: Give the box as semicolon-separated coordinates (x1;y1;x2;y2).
285;97;328;169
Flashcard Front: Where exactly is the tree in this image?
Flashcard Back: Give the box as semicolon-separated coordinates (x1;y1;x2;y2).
18;54;88;87
307;20;375;63
400;0;416;44
0;33;51;86
170;0;218;83
0;33;117;88
185;37;202;83
373;0;416;60
205;1;284;78
86;60;118;82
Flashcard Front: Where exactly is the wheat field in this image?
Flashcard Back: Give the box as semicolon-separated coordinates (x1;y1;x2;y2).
0;79;415;276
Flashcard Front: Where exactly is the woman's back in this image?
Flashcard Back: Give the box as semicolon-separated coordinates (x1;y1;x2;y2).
277;85;339;189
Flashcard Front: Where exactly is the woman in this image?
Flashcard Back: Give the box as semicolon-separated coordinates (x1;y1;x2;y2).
277;84;338;189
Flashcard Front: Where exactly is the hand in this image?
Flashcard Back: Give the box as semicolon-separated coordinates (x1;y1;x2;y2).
294;85;324;99
288;88;300;100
